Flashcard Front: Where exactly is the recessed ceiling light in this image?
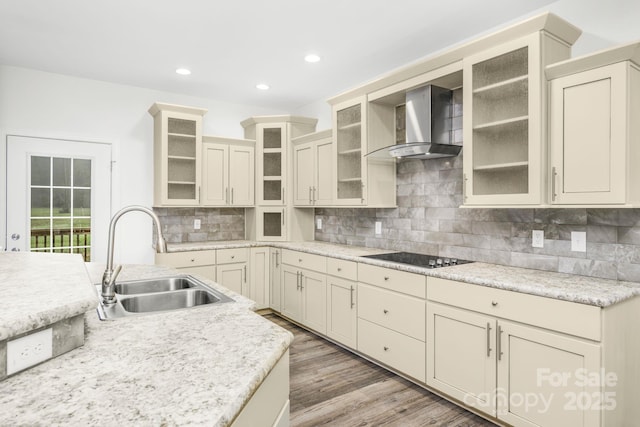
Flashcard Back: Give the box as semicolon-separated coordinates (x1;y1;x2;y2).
305;54;321;63
256;83;270;90
176;68;191;75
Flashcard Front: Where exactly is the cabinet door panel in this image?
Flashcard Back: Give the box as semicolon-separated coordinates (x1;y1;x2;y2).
250;247;269;309
498;320;601;427
270;249;282;311
293;143;313;206
202;143;229;206
281;266;302;322
315;139;334;205
301;270;327;334
426;302;496;415
216;263;246;296
326;276;357;348
229;145;254;206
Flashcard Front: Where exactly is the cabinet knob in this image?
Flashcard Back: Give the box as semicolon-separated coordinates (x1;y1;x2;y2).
231;255;235;259
298;258;302;262
383;309;389;314
384;276;389;281
383;346;389;351
337;267;342;272
491;301;498;307
190;258;195;262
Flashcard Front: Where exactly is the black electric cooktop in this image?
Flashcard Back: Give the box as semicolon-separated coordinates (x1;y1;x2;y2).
362;252;472;269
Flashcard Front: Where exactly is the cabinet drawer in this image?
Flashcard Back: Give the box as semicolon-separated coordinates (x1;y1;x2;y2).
282;249;326;273
358;263;426;298
358;283;425;341
155;250;216;268
427;277;601;341
327;258;357;281
358;318;426;382
217;248;249;264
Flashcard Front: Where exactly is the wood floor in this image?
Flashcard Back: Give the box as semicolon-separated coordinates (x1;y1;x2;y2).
264;314;497;427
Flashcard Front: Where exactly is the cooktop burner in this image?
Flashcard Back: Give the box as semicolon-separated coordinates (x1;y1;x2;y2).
362;252;473;268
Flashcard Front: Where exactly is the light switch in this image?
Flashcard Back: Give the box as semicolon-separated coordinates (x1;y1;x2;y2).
194;219;201;230
571;231;586;252
316;218;322;230
532;230;544;248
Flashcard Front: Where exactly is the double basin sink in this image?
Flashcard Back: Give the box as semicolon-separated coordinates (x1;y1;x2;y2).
96;275;233;320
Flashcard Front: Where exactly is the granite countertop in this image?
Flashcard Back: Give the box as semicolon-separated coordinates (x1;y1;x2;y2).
0;252;97;341
0;263;293;426
166;240;640;307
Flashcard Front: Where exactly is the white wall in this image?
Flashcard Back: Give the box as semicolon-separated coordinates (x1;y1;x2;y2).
0;65;285;264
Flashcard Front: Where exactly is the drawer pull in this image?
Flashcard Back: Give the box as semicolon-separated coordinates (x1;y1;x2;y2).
497;325;504;361
383;346;389;351
491;301;498;307
350;285;355;308
383;309;389;314
298;258;302;262
486;322;492;357
231;255;235;259
384;276;389;281
190;258;195;262
337;267;342;272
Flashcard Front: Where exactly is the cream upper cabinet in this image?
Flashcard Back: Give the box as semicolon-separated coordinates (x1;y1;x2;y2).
292;129;333;207
202;137;255;207
256;123;287;206
333;96;367;205
547;49;640;206
463;33;572;206
149;102;208;206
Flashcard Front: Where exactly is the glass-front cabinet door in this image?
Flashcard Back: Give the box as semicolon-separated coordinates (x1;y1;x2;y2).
257;124;286;205
333;97;366;205
256;207;287;241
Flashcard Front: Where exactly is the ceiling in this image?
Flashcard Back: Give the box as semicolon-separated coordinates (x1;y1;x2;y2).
0;0;556;111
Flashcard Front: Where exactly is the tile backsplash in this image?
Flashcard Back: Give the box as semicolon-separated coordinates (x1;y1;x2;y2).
314;155;640;282
154;207;245;243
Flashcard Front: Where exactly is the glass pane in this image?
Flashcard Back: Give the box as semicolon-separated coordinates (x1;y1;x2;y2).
31;188;50;217
263;212;282;237
30;219;50;249
168;117;196;136
73;159;91;187
73;189;91;216
52;218;71;249
263;153;281;176
263;128;282;149
53;157;71;186
263;180;282;201
31;156;50;186
53;248;71;254
73;247;91;261
73;219;91;246
53;188;71;216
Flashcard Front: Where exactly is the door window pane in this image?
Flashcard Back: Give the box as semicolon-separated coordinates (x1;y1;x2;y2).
31;156;50;186
73;159;91;187
53;157;71;186
31;188;50;217
73;189;91;215
53;188;71;216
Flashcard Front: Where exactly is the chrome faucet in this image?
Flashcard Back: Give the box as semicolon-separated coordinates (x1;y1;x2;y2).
101;205;167;304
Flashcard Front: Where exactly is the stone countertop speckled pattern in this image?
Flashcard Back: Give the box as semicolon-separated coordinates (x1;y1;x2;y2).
0;252;97;341
0;263;293;426
167;241;640;307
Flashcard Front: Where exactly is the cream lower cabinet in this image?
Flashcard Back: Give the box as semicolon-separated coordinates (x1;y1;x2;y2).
154;250;216;281
216;248;248;296
325;258;358;349
357;263;426;382
426;277;612;427
249;247;270;310
281;265;327;334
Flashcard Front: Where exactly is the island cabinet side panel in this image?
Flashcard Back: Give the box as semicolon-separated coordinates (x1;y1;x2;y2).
231;350;290;427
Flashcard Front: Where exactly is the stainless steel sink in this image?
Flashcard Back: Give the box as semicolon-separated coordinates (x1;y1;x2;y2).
115;277;196;294
96;275;233;320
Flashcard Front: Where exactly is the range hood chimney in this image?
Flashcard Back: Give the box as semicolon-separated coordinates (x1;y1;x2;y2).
367;84;462;160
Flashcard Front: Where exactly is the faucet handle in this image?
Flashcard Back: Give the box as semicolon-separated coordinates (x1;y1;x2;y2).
108;265;123;287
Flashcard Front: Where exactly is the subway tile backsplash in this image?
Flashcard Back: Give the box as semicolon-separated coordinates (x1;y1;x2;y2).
314;155;640;282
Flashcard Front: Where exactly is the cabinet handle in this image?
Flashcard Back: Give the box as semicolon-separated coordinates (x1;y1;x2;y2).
231;255;235;259
313;186;316;203
383;309;388;314
282;209;285;225
486;322;492;357
361;182;365;204
337;267;342;272
463;173;468;202
299;272;304;289
384;276;389;281
243;265;247;283
190;258;195;263
552;166;558;202
497;325;504;361
226;188;229;204
383;346;389;351
296;271;300;290
275;251;279;268
350;285;355;308
231;188;234;204
309;187;313;204
282;187;285;203
491;301;498;307
198;186;201;203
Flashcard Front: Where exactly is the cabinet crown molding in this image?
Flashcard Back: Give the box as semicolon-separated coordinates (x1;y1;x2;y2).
148;102;208;117
240;115;318;128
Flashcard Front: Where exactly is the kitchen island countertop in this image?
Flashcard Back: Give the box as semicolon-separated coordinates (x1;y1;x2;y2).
0;262;292;426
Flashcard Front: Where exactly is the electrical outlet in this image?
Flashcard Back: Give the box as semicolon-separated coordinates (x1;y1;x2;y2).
532;230;544;248
316;218;322;230
375;221;382;235
571;231;587;252
194;219;201;230
7;328;53;375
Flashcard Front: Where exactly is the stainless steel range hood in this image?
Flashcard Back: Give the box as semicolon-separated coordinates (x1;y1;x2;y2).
367;84;462;160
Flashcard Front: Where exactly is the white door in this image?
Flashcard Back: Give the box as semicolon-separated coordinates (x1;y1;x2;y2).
6;135;112;262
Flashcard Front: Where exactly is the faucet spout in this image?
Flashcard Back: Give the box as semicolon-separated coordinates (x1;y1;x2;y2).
101;205;167;304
